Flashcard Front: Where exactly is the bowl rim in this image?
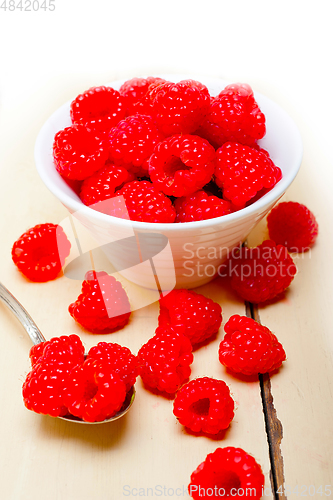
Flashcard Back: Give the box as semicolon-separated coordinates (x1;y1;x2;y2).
35;75;303;232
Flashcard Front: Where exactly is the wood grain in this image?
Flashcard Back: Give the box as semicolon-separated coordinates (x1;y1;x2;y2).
247;302;287;499
247;187;333;495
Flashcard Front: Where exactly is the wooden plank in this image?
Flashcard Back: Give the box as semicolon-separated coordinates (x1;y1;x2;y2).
247;302;286;500
247;180;333;495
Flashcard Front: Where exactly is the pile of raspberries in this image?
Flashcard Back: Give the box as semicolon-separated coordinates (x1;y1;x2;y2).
23;336;138;422
53;77;283;223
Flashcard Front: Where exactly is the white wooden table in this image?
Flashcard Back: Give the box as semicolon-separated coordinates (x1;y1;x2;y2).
0;1;332;498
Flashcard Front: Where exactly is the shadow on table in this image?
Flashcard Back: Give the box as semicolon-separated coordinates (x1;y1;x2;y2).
181;423;233;441
38;411;130;449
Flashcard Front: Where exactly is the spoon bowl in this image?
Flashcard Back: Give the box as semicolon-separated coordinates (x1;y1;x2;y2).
0;281;135;424
59;385;135;424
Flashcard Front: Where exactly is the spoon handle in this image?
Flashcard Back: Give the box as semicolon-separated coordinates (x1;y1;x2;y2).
0;282;46;345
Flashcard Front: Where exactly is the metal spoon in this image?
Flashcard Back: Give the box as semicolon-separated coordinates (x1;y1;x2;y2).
0;281;135;424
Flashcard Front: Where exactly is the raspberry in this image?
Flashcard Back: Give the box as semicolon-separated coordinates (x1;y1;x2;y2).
53;124;108;180
173;377;234;435
197;83;266;148
29;343;45;367
229;240;297;303
174;190;232;222
215;142;282;207
87;342;138;391
79;163;135;206
132;80;170;116
70;86;127;134
148;80;210;136
11;223;71;282
23;363;71;417
29;334;85;367
68;270;131;333
137;330;193;394
196;120;228;150
188;447;264;500
158;289;222;346
119;77;166;115
219;315;286;375
114;180;176;223
63;358;127;422
267;201;319;252
108;114;164;176
149;135;216;197
23;334;85;417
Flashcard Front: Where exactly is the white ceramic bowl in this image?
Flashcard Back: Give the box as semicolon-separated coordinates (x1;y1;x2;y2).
35;75;302;290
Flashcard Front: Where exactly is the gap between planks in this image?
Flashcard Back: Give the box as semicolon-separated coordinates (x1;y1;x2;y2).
246;301;287;500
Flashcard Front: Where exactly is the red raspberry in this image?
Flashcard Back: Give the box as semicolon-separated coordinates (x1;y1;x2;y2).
29;343;45;367
148;80;211;136
229;240;297;303
29;334;85;367
23;363;71;417
215;142;282;207
114;180;176;223
119;77;166;115
108;114;164;176
267;201;319;252
63;358;127;422
188;447;264;500
11;223;71;282
87;342;138;391
68;271;131;333
23;334;85;417
149;135;216;197
137;330;193;394
197;83;266;148
219;315;286;375
173;377;234;435
201;180;240;213
53;124;108;180
131;80;170;117
79;163;135;206
70;86;127;134
158;289;222;346
196;120;227;150
175;190;232;222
